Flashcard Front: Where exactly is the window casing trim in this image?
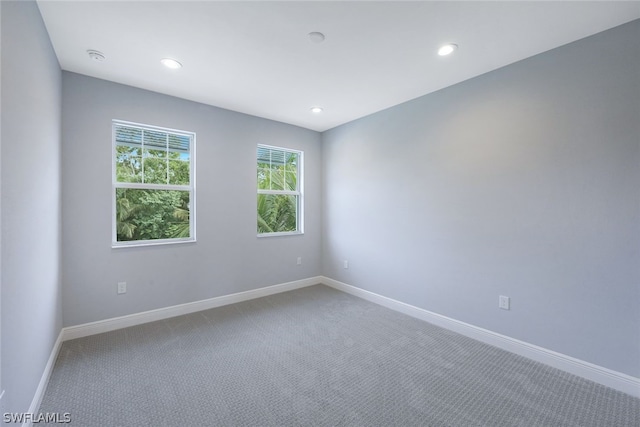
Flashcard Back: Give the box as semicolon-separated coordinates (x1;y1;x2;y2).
256;144;303;237
112;120;196;248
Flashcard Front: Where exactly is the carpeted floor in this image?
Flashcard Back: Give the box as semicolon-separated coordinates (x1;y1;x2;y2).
40;285;639;426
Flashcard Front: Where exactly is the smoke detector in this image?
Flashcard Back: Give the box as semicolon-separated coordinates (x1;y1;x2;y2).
87;50;106;62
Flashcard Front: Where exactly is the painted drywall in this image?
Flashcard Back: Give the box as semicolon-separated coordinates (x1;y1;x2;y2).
1;0;63;414
322;20;640;377
0;0;3;408
61;73;322;327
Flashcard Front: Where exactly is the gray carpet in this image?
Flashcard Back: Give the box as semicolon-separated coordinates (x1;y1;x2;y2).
40;285;639;426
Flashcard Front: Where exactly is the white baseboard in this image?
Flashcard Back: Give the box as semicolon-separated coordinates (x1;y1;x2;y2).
23;330;64;427
63;276;321;341
32;273;638;421
320;276;640;398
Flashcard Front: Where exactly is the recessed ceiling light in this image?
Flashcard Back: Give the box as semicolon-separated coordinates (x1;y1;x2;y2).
161;58;182;69
310;106;323;114
308;32;325;43
87;50;105;62
438;43;458;56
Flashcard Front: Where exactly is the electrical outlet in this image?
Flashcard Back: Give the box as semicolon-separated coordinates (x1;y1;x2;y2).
297;257;302;265
343;260;349;269
499;295;510;310
118;282;127;294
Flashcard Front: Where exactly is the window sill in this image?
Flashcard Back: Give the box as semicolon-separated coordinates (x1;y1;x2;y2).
112;238;196;249
257;231;303;238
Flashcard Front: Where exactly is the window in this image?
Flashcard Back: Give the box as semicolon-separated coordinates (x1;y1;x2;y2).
113;121;195;246
257;145;303;236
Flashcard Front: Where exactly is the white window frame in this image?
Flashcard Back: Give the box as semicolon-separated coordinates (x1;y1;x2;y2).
112;120;196;248
257;144;304;237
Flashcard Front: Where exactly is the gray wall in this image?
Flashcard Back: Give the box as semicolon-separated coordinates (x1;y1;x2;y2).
61;73;322;327
0;0;3;408
322;20;640;377
1;0;63;414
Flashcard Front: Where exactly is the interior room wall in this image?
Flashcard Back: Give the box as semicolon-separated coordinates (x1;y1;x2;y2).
0;0;3;410
61;72;322;327
1;0;63;415
321;20;640;378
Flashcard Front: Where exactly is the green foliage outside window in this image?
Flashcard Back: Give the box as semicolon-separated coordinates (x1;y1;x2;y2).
116;188;190;241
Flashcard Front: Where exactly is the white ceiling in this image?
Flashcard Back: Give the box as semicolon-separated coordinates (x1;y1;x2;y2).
37;1;640;132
